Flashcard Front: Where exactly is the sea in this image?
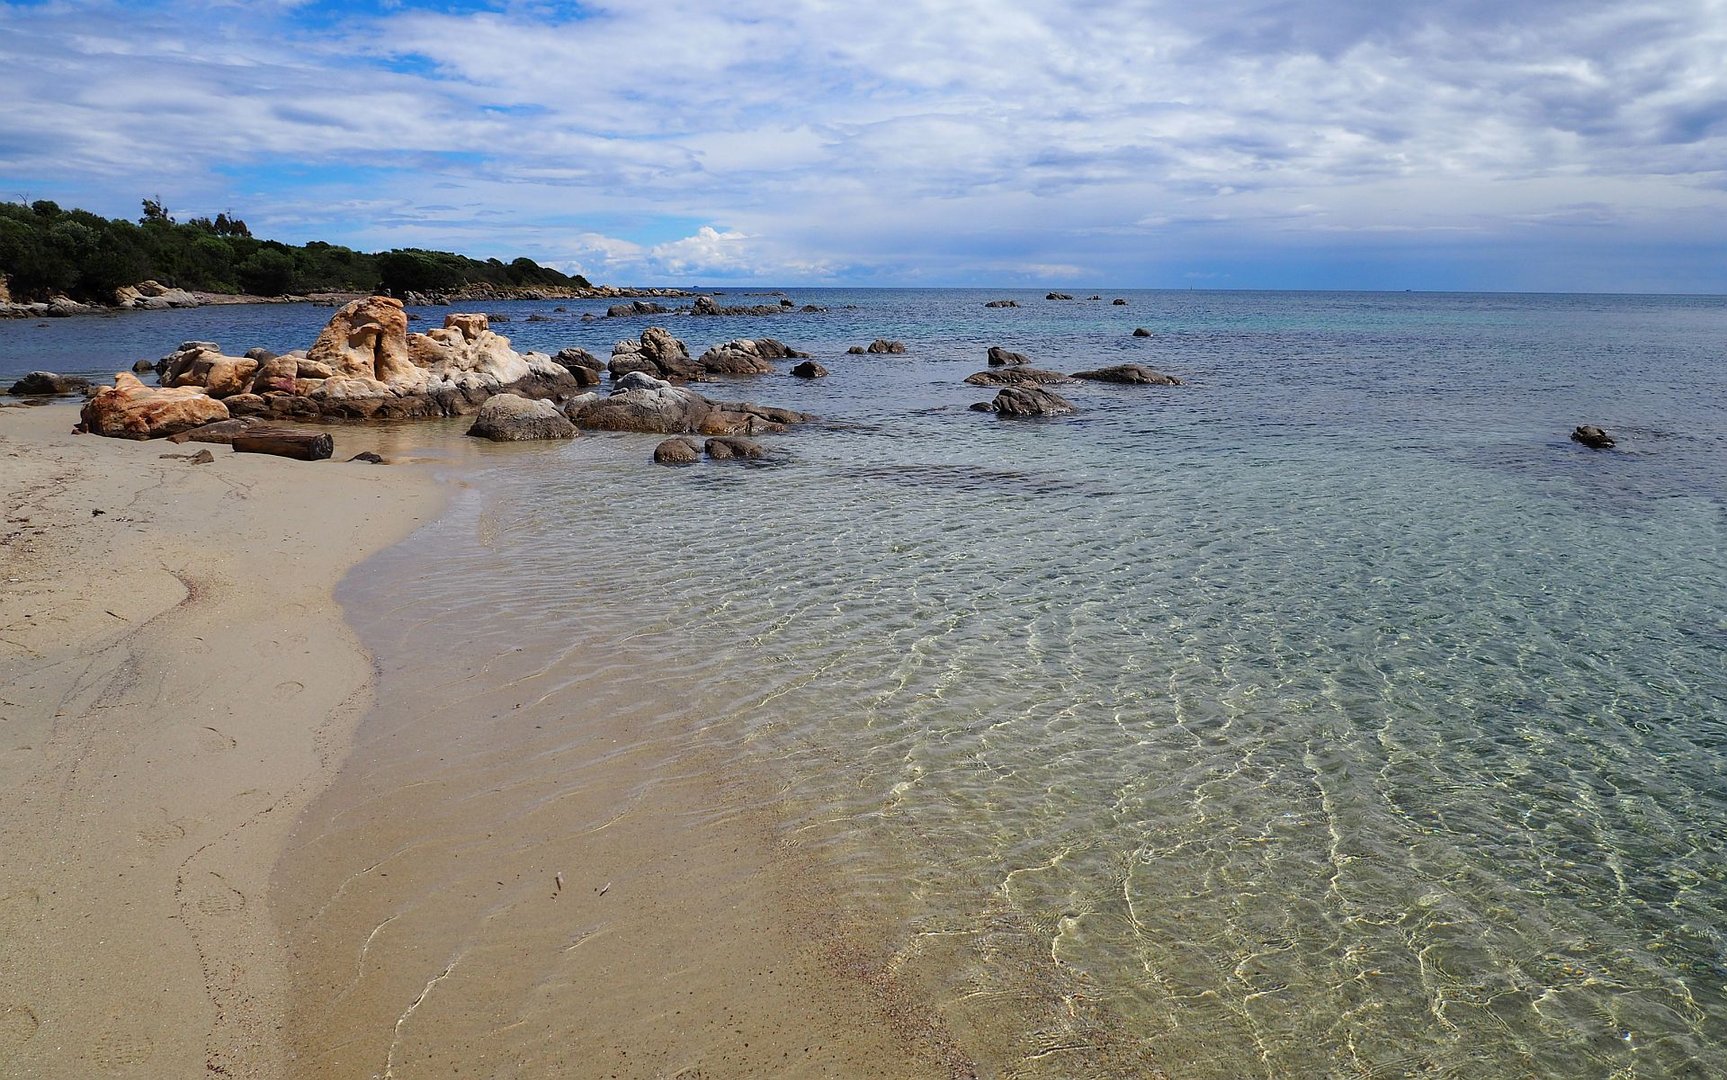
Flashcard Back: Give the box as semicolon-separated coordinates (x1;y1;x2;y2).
5;289;1726;1077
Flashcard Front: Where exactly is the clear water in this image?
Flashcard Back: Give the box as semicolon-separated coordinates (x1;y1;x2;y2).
16;290;1727;1076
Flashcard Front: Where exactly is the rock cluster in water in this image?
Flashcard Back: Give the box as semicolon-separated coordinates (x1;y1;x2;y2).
77;297;816;443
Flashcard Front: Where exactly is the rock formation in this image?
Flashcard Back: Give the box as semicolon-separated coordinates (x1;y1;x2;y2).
653;437;702;465
790;360;828;379
80;372;230;439
1070;364;1182;385
696;338;812;376
610;327;702;382
1046;292;1074;301
964;368;1074;387
114;281;201;310
987;346;1031;367
1571;425;1615;449
984;299;1020;308
466;395;578;441
970;386;1076;417
846;339;906;355
8;372;92;396
705;437;765;460
1132;328;1152;337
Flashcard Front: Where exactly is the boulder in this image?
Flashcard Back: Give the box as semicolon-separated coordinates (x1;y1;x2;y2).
1046;292;1073;301
697;340;778;376
1571;425;1615;450
202;355;261;398
696;338;807;376
1132;328;1151;337
8;371;92;396
80;373;230;439
306;296;418;384
847;339;905;355
223;394;269;417
704;400;810;426
1070;364;1181;385
984;299;1020;308
606;300;668;317
964;368;1074;387
1112;298;1128;305
610;326;701;382
971;386;1076;417
790;360;828;379
705;437;765;460
987;346;1032;367
571;385;713;434
466;395;578;441
653;437;702;465
131;359;156;374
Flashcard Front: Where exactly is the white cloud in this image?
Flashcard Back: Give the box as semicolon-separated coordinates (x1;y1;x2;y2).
1;0;1726;287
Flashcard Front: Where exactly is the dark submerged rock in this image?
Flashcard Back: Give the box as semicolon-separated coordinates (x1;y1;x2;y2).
1132;328;1152;337
1070;364;1182;385
987;346;1032;367
9;371;92;396
1046;292;1073;301
976;386;1076;417
705;436;765;460
790;360;828;379
1112;298;1128;305
964;368;1073;387
984;299;1020;308
653;437;702;465
1571;425;1615;450
847;339;905;355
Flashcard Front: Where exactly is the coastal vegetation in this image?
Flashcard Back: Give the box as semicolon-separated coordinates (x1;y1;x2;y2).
0;198;589;302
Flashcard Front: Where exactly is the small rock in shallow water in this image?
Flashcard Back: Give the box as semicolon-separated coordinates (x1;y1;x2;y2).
1571;425;1615;450
653;437;701;465
790;360;828;379
1132;327;1151;337
705;436;765;460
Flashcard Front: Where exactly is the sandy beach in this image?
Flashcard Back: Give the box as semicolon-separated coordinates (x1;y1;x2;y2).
0;402;445;1077
0;402;982;1079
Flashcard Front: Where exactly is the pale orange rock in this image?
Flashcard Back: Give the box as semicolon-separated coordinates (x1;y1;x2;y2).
80;372;230;440
202;356;260;398
306;296;415;383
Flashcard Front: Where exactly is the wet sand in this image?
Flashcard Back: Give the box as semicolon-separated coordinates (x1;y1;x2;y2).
0;404;975;1078
0;403;447;1077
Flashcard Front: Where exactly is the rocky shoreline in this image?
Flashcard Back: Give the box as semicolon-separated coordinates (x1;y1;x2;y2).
0;278;698;319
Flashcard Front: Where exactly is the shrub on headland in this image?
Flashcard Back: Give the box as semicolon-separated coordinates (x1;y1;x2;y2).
0;198;590;303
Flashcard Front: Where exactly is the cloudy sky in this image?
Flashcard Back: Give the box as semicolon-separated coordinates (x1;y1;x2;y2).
2;0;1724;290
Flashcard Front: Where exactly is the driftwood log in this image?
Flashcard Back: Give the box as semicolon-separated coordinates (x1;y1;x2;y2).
231;429;334;461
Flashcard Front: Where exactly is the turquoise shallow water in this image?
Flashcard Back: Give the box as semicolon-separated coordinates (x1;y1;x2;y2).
12;290;1727;1075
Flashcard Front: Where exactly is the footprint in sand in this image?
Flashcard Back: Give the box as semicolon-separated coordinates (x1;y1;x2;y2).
271;680;304;702
187;874;246;918
134;814;187;851
89;1027;155;1070
194;726;236;753
0;999;40;1053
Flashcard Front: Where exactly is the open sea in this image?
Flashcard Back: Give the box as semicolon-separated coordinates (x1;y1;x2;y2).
6;289;1727;1076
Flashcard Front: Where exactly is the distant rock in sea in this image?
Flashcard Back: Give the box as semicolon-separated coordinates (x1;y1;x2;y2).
1571;425;1615;449
1071;364;1182;385
970;386;1076;417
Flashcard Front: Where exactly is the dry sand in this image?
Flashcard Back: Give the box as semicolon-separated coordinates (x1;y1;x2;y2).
0;403;443;1077
0;403;979;1079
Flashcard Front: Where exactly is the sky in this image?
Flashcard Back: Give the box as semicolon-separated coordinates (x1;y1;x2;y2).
2;0;1725;291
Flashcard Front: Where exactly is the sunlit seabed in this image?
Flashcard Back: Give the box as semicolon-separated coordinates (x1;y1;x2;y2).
11;290;1727;1076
